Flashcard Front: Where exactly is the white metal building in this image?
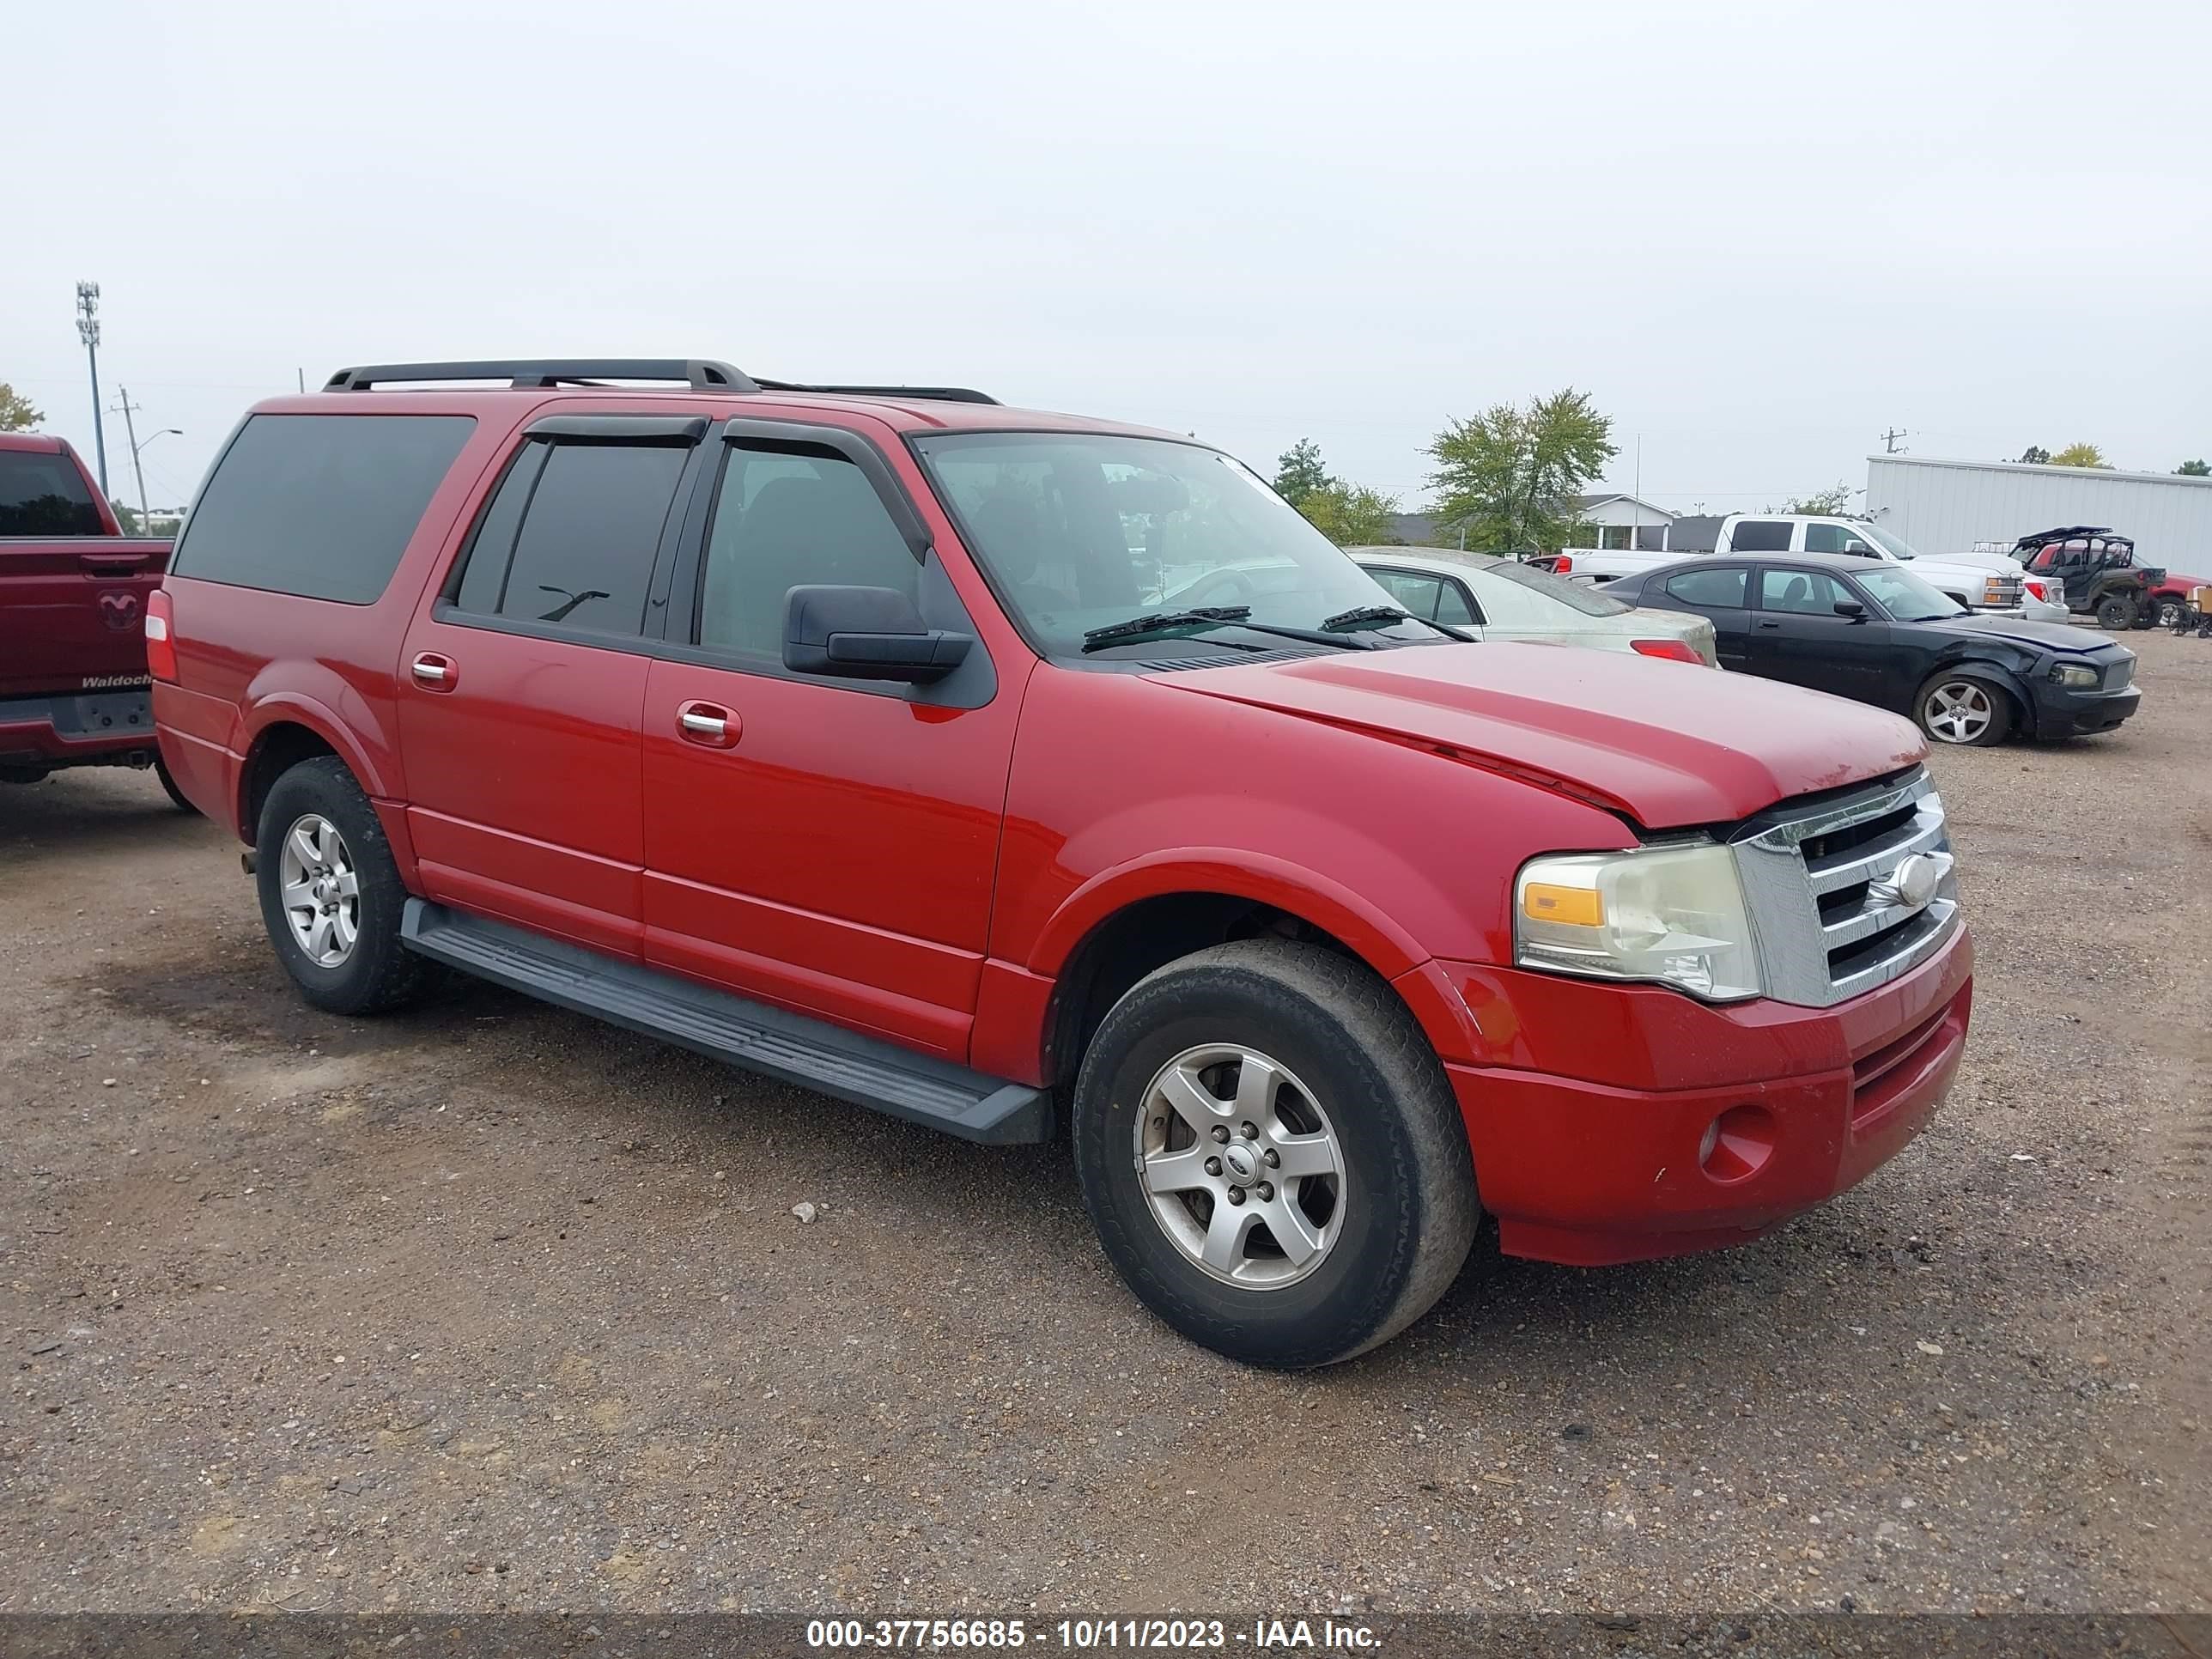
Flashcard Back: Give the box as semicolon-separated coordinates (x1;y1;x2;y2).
1865;454;2212;567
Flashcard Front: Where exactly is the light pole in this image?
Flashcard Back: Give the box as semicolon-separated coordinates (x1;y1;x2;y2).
76;283;108;494
117;392;179;534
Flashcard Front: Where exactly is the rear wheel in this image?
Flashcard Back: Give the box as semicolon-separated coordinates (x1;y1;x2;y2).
153;755;198;813
255;756;433;1015
2154;596;2188;630
1071;939;1478;1369
1916;673;2014;746
2094;592;2139;630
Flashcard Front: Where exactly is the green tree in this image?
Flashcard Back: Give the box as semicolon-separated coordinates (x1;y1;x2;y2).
2048;442;2110;469
1425;388;1617;554
0;381;43;433
1273;439;1330;507
1781;482;1853;515
2176;459;2209;477
1296;480;1400;546
2017;445;2051;465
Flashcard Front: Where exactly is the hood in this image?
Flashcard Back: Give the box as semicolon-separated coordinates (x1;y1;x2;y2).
1914;615;2124;655
1932;548;2027;576
1162;643;1927;829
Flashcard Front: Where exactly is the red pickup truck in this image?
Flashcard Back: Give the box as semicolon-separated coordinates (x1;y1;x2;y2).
1;432;183;799
152;359;1973;1366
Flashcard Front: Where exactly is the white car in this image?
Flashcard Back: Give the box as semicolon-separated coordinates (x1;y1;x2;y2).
1349;548;1718;665
1553;514;2057;617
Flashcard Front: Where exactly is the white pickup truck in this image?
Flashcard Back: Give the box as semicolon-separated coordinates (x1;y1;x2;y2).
1553;514;2045;615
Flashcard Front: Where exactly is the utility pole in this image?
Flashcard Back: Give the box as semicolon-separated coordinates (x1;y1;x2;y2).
76;283;108;493
1881;426;1907;454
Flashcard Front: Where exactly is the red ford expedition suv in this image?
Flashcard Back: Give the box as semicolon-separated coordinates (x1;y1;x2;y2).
152;360;1973;1367
1;432;182;799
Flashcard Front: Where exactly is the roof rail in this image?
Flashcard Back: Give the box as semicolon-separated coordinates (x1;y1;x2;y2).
751;379;1000;406
325;359;757;392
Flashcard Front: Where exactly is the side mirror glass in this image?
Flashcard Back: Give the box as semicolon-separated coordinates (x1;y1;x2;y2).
782;584;973;684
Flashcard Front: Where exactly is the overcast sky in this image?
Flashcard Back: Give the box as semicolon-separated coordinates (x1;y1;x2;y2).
11;2;2208;520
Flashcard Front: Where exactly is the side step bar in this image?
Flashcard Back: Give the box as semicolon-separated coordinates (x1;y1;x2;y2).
401;900;1049;1145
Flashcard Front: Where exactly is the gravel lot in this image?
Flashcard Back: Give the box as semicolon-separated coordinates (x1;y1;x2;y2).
2;632;2206;1617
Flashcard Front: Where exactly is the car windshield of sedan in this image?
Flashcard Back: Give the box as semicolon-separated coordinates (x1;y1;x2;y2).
912;433;1436;656
1857;565;1966;622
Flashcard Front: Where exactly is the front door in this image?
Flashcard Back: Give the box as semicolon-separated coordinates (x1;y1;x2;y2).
397;425;700;957
1747;564;1892;702
640;425;1024;1060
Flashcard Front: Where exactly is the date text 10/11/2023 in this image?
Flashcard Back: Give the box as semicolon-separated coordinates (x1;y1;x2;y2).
804;1618;1382;1650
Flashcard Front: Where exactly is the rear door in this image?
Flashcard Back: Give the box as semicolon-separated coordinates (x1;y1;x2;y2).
1650;564;1754;670
638;419;1022;1059
397;417;704;958
1748;564;1893;702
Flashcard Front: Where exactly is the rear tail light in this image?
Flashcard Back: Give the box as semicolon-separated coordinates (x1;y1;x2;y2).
1553;554;1572;573
2025;579;2050;602
144;587;178;683
1631;637;1705;664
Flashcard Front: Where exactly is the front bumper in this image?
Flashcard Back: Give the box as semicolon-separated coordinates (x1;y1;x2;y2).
1415;924;1972;1267
2030;681;2140;738
0;687;161;774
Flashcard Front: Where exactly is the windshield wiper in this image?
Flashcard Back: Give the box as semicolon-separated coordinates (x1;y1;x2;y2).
1081;606;1263;651
1322;603;1472;643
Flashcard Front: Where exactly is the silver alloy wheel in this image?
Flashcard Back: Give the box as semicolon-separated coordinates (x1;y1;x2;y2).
278;812;361;968
1921;679;1994;744
1133;1043;1346;1289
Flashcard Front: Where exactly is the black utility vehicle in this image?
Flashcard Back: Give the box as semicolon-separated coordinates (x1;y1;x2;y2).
2011;526;2165;630
1612;551;2140;746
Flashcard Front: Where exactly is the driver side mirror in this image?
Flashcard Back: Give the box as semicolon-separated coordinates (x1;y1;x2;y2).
782;585;973;684
1832;600;1868;621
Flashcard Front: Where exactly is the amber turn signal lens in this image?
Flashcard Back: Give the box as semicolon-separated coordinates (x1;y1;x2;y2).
1521;881;1603;927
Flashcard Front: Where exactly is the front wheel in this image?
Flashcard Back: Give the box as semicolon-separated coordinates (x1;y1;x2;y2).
1071;940;1478;1369
2094;592;2139;630
1917;673;2014;746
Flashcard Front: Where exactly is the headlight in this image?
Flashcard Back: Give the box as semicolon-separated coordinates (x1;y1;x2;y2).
2050;662;2099;689
1515;842;1761;1001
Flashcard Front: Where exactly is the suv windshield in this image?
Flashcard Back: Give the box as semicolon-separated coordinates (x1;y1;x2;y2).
1856;566;1966;622
912;434;1431;655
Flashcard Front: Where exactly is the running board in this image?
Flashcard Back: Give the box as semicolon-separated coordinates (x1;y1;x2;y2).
401;900;1049;1145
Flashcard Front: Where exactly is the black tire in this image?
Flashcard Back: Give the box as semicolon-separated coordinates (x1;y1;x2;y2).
1915;672;2015;747
254;756;433;1015
153;754;198;814
2129;604;2159;630
1071;939;1478;1369
2094;592;2138;630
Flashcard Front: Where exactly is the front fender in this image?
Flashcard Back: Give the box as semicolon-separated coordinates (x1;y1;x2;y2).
1030;847;1434;983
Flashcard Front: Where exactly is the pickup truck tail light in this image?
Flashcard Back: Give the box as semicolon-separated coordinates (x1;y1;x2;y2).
1631;637;1704;664
1552;554;1572;574
144;588;178;683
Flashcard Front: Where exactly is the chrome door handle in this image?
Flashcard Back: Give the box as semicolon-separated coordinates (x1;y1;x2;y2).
679;711;726;737
410;653;457;689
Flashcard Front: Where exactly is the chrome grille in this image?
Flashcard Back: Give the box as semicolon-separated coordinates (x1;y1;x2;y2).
2106;657;2134;690
1730;769;1960;1008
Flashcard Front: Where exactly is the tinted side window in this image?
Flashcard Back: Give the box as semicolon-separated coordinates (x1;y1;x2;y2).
455;441;687;635
1759;568;1854;614
0;448;104;536
1436;580;1477;627
1729;520;1793;553
171;415;475;603
1804;522;1875;555
1367;569;1443;620
1664;567;1748;607
697;444;920;655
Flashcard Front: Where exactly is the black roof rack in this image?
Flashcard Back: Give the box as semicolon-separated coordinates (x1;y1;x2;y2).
325;359;757;392
321;361;1000;404
751;379;1001;406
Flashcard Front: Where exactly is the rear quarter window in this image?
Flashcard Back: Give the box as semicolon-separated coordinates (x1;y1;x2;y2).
1727;520;1794;552
171;414;476;603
